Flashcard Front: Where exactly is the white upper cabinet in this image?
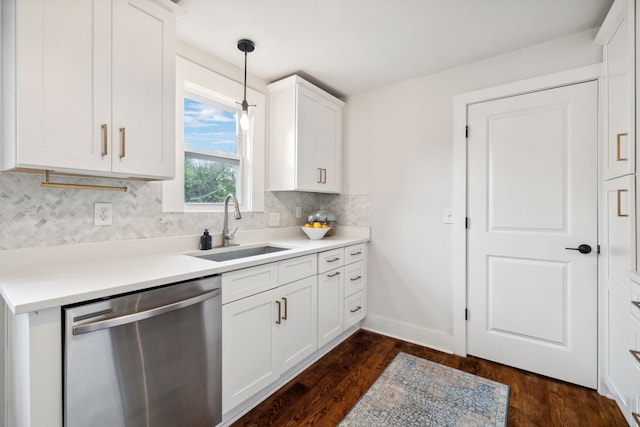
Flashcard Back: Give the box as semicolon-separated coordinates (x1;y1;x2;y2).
596;0;635;180
268;75;344;193
1;0;176;179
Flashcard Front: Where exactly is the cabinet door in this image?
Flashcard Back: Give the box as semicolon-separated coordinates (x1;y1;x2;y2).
13;0;111;172
222;288;279;413
603;176;636;290
278;276;318;372
603;0;635;179
295;85;321;191
316;98;342;193
112;0;175;179
317;267;344;348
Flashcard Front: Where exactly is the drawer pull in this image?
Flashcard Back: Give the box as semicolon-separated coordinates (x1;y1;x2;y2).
327;271;341;278
350;275;362;281
350;306;362;313
616;133;628;161
617;189;629;217
275;300;282;324
350;251;362;256
630;349;640;364
101;124;108;156
632;301;640;310
326;257;341;263
633;412;640;426
119;127;126;158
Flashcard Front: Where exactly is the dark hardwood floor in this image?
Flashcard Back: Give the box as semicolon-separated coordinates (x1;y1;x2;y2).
232;329;627;426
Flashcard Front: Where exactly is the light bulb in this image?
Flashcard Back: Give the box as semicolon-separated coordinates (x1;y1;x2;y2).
240;110;250;131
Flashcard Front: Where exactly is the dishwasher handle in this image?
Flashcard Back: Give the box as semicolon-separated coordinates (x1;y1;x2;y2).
73;288;221;335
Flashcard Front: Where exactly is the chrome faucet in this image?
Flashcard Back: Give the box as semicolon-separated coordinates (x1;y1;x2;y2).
222;194;242;247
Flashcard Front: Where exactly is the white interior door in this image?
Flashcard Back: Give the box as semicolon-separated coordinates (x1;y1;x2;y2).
466;81;598;388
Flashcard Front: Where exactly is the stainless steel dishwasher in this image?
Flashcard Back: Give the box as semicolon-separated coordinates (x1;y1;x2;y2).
63;275;222;427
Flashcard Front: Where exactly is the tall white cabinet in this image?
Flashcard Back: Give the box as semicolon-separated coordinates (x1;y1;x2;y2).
268;75;344;193
597;0;640;424
1;0;176;179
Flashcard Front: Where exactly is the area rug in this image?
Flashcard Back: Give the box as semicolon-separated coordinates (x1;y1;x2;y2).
338;352;509;426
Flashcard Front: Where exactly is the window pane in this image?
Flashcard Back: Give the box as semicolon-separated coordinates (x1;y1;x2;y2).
184;152;239;204
184;97;238;155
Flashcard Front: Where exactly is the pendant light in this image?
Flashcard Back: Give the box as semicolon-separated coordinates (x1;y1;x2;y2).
237;39;255;132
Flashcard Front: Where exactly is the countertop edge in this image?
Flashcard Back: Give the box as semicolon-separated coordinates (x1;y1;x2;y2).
1;227;370;314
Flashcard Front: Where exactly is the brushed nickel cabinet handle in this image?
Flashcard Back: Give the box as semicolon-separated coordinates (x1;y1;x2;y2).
617;189;629;217
632;301;640;310
632;412;640;426
101;124;108;156
616;133;628;161
317;168;322;183
321;168;327;184
282;297;288;320
275;300;281;324
350;251;362;256
326;257;341;263
350;306;362;313
630;349;640;364
119;127;126;158
327;271;341;278
350;275;362;281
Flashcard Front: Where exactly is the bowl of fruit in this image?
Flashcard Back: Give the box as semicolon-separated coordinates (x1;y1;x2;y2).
301;222;330;240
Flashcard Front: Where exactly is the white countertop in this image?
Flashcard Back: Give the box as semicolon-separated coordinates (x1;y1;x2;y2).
0;226;370;314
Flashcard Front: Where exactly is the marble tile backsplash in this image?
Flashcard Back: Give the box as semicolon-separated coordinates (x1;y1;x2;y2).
0;172;371;250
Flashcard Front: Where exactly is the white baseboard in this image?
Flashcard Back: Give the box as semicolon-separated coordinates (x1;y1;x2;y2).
362;313;455;354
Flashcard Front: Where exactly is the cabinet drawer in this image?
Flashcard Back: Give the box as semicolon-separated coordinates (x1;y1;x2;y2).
344;243;366;265
222;263;279;304
344;261;366;298
344;290;366;329
318;248;345;273
279;254;317;285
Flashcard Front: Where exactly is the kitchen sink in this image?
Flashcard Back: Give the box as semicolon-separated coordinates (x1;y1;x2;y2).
193;245;291;262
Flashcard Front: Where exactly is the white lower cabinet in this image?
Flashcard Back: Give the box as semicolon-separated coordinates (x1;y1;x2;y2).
278;276;318;372
222;287;280;413
222;243;368;417
317;266;344;347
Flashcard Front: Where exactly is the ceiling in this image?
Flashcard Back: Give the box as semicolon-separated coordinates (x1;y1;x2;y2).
174;0;613;98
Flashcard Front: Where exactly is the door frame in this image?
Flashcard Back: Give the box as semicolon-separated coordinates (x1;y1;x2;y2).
451;63;603;356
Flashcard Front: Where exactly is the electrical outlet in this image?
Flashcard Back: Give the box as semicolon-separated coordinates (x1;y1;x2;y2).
95;202;113;226
295;207;302;219
269;212;280;227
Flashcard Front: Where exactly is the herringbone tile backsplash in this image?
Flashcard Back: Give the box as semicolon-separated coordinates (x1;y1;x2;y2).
0;172;371;250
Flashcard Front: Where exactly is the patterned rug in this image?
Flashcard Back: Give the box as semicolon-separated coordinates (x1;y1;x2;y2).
338;352;509;426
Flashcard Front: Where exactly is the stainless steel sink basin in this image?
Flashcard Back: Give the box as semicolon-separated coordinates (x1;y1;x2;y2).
193;245;291;262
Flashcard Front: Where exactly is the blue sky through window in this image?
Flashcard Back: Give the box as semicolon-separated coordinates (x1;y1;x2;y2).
184;97;238;154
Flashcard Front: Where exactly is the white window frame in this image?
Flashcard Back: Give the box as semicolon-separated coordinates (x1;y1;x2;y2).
162;56;265;213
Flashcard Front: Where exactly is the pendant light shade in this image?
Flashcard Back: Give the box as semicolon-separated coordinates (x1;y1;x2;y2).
237;39;255;132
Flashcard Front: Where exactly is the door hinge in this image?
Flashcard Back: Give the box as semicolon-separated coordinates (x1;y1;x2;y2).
465;308;469;320
465;217;470;229
465;126;469;138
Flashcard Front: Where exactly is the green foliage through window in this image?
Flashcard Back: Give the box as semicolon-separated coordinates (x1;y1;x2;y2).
184;153;238;204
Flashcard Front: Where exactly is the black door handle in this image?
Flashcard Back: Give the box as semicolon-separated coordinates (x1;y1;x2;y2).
565;244;592;254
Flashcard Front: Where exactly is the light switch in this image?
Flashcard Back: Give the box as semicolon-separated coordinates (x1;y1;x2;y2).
443;208;454;224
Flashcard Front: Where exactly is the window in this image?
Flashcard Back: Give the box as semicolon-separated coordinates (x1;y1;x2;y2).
162;56;265;213
183;96;243;205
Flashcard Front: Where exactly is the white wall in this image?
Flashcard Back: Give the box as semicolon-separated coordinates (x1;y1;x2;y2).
345;29;603;352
